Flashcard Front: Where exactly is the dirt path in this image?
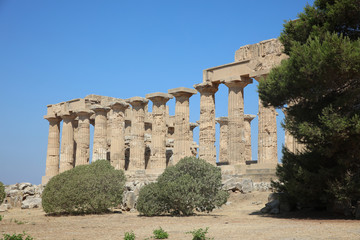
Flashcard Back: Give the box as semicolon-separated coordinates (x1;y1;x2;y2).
1;192;359;240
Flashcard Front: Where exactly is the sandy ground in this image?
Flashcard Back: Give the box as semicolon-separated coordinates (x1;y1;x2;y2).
0;192;359;240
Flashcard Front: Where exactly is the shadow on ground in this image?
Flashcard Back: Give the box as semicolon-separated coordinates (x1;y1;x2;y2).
249;209;358;220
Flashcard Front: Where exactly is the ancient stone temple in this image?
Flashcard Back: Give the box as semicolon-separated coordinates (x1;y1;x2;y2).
42;38;291;184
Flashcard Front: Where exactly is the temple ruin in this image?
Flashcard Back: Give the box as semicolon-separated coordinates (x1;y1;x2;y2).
42;38;303;184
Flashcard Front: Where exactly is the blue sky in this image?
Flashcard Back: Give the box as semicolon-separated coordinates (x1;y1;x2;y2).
0;0;314;185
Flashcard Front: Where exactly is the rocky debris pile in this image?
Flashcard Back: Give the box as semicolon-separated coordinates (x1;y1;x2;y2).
0;178;275;213
0;183;43;211
121;180;153;212
222;178;272;193
261;193;296;215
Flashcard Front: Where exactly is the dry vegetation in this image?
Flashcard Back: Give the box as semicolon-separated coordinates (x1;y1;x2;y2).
1;192;359;240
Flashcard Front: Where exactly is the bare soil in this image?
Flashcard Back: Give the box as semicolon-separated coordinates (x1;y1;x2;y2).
1;192;359;240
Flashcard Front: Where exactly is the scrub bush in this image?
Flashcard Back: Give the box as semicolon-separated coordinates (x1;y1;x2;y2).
152;227;169;239
137;157;229;216
42;160;126;214
0;181;5;204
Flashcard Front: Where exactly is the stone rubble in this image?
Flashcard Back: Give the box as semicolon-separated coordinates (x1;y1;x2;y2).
0;183;43;211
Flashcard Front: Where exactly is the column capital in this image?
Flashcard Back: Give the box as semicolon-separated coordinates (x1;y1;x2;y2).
146;92;173;103
127;96;149;106
224;76;253;88
193;82;218;94
91;104;110;113
244;114;256;122
75;109;94;117
59;112;76;120
108;100;130;111
168;87;197;98
216;117;228;125
44;114;61;123
253;74;268;82
190;122;199;131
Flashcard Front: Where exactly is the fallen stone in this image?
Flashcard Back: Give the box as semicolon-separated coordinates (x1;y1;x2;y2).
240;179;253;193
19;183;32;190
21;197;42;209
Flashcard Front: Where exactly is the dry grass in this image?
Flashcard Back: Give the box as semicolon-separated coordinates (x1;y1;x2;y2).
0;192;359;240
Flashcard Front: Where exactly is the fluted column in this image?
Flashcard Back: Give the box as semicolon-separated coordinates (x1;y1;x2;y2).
244;114;256;162
108;101;129;170
128;97;148;169
216;117;228;163
224;77;252;165
74;110;92;166
194;82;218;165
91;105;110;162
43;114;61;184
146;92;173;169
282;108;305;154
255;75;278;165
168;87;197;164
59;112;76;173
189;122;199;142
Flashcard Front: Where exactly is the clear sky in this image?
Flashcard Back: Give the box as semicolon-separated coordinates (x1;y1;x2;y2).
0;0;314;185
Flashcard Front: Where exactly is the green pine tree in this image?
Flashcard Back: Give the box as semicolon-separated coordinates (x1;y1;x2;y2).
258;0;360;210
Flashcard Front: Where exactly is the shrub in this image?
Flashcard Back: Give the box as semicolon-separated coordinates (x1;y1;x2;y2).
124;231;135;240
1;232;33;240
137;157;229;216
0;181;5;204
42;160;126;215
152;227;169;239
186;227;213;240
135;183;167;217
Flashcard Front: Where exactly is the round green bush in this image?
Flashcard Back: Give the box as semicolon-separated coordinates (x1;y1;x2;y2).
136;182;167;216
42;160;126;214
137;157;229;216
0;181;5;204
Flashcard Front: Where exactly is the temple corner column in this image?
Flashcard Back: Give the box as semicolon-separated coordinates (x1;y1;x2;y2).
42;114;61;184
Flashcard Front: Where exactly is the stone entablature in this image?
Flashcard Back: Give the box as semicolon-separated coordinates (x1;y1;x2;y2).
43;38;289;184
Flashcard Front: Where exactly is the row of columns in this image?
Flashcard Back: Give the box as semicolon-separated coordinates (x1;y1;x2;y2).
44;88;198;181
44;76;279;183
195;76;277;166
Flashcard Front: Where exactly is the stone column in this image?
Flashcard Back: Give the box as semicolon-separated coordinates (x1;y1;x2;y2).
216;117;228;163
189;122;199;141
224;77;252;165
109;101;129;170
128;97;148;169
146;92;173;169
59;112;76;173
244;114;256;162
194;82;218;165
283;108;305;154
168;87;197;164
255;76;278;165
91;105;110;162
43;114;61;184
74;110;92;166
106;109;113;160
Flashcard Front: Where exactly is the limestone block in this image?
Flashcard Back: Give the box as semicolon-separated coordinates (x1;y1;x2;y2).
21;196;42;209
19;183;32;190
